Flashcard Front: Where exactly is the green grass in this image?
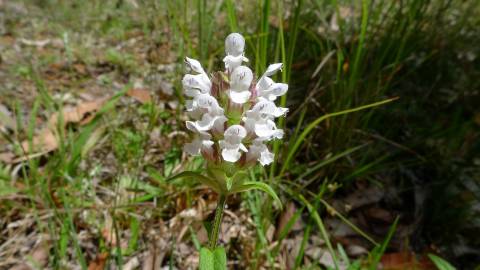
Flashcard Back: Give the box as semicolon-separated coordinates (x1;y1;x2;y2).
0;0;478;269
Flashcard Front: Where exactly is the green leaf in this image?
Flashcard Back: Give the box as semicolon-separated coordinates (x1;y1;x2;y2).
230;170;248;191
167;171;221;193
370;216;399;270
213;247;227;270
199;247;214;270
428;254;456;270
231;181;282;209
199;247;227;270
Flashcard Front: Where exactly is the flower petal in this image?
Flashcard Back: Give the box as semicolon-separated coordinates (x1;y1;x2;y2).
184;88;202;98
195;114;217;131
223;55;248;73
186;121;212;139
182;74;211;95
264;83;288;101
239;143;248;152
230;66;253;90
185;57;206;74
229;90;251;104
224;125;247;139
246;140;274;166
212;115;228;134
183;138;202;156
247;99;288;118
254;120;284;139
259;148;274;165
196;94;223;115
222;148;242;162
264;63;283;76
256;76;274;93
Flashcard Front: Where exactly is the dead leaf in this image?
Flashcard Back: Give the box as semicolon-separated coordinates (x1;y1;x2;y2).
88;252;109;270
73;63;88;75
275;202;297;240
0;152;15;163
381;252;435;270
48;98;106;127
102;217;117;247
365;207;394;223
12;98;108;163
20;128;58;153
10;236;50;270
127;88;152;104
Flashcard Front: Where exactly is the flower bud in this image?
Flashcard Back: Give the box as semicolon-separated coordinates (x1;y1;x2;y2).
225;33;245;57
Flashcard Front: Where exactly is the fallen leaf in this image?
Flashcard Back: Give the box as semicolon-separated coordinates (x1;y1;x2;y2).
11;98;108;163
20;128;58;154
0;152;15;163
275;202;297;240
48;98;106;126
365;207;394;223
102;217;117;247
88;252;109;270
73;63;88;75
381;252;435;270
10;236;50;270
127;88;152;104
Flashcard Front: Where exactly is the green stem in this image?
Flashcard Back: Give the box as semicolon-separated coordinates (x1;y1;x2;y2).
209;195;227;249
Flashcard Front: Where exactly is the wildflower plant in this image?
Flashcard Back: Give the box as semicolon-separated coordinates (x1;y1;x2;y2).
173;33;288;269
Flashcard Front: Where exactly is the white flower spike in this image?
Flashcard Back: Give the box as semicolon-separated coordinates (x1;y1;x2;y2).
182;32;288;167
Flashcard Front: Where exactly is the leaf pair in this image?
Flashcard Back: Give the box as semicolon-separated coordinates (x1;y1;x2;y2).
199;247;226;270
167;170;282;208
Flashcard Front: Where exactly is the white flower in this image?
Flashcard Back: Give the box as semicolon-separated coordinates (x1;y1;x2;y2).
183;138;214;157
184;121;214;158
246;139;274;166
219;125;248;162
243;99;287;140
256;63;288;101
182;74;211;97
223;33;249;72
245;99;288;119
186;94;226;131
228;66;253;104
243;117;284;140
183;57;211;97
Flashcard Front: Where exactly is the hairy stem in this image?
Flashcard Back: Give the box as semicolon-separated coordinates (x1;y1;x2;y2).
209;195;227;249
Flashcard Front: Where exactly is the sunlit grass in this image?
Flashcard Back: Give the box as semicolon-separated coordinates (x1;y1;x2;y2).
0;0;478;268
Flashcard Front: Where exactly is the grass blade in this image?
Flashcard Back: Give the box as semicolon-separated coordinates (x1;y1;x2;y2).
280;97;397;175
